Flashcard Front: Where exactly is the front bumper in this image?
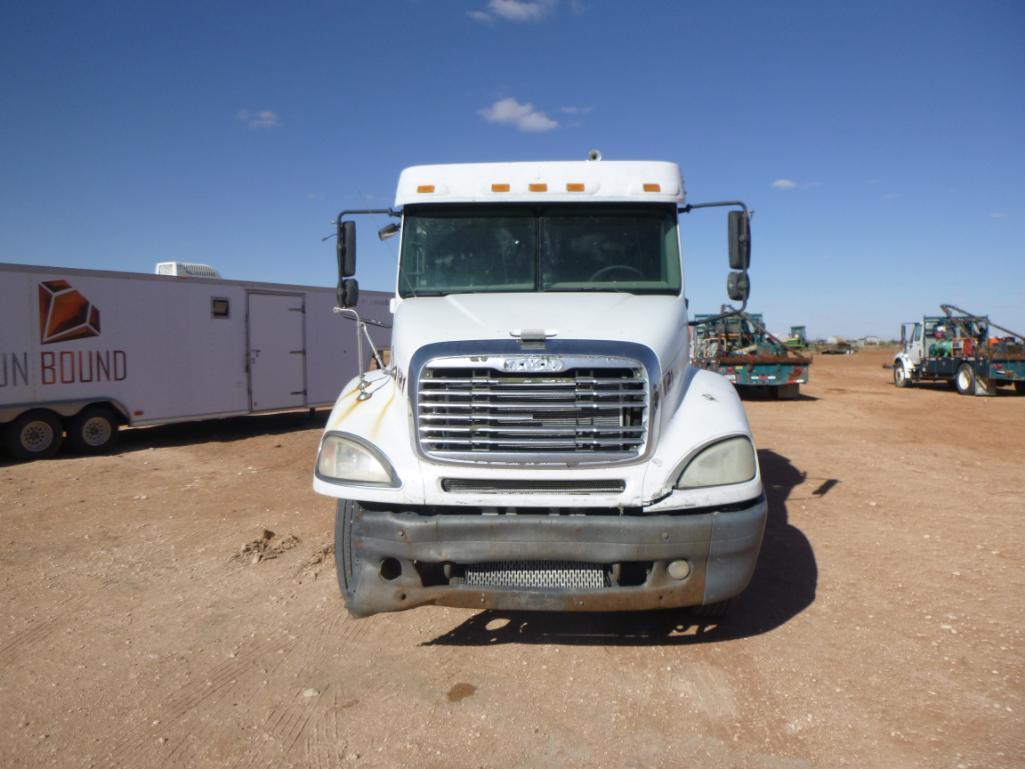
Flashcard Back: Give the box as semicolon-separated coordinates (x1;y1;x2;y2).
343;494;767;616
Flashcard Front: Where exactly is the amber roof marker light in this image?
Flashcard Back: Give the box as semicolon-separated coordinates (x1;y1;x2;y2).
416;184;435;193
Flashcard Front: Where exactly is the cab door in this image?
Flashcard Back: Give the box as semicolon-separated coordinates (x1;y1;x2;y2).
905;322;923;366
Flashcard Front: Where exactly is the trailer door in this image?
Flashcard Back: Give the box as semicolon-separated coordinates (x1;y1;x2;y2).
247;292;306;411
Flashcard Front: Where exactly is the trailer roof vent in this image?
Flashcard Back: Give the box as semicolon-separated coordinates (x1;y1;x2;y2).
155;261;221;279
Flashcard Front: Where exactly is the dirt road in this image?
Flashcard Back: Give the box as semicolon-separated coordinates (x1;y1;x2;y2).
1;350;1023;769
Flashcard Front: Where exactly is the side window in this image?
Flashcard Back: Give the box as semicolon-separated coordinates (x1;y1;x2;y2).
211;298;230;318
912;323;922;342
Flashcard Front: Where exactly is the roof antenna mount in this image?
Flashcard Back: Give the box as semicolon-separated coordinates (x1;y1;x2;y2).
587;149;602;161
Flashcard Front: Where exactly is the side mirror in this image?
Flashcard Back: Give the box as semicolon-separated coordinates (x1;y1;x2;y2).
727;271;750;302
338;278;359;309
337;220;357;278
728;211;751;270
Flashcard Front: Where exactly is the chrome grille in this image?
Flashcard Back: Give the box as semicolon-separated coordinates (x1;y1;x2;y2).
416;361;648;462
465;561;608;591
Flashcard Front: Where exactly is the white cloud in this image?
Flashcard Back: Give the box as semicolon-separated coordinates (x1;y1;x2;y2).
238;109;280;129
989;211;1007;219
771;179;797;190
560;105;593;115
479;98;558;132
469;0;557;23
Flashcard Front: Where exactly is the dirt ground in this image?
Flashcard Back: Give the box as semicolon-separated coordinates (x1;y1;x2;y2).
1;349;1023;769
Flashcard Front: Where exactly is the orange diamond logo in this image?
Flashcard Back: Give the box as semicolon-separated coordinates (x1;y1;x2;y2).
38;280;101;344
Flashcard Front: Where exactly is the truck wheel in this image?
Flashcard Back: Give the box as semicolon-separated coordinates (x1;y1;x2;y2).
335;499;364;611
3;410;63;461
955;364;975;396
893;362;909;388
691;598;732;619
67;406;120;454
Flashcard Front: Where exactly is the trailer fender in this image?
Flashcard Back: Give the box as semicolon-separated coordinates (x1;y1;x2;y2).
0;398;130;426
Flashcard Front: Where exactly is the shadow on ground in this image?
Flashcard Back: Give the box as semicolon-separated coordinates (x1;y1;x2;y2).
737;387;819;402
426;449;819;647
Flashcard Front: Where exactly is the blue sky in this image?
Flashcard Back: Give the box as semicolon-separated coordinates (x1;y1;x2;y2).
1;0;1022;338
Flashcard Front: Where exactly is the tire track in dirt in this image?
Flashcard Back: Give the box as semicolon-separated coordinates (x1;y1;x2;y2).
228;610;373;769
105;629;296;768
0;589;105;668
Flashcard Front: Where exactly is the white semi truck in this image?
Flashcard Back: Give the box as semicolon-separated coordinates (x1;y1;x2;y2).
313;155;766;618
0;262;389;459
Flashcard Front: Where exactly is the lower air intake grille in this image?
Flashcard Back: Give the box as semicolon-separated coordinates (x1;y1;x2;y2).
465;561;608;591
441;479;625;494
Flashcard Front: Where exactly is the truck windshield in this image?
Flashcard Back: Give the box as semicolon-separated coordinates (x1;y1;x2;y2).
398;205;681;297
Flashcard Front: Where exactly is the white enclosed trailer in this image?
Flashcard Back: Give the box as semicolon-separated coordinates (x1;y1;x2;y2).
0;262;389;459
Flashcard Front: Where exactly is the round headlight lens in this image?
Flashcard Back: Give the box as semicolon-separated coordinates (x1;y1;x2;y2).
676;436;756;489
317;434;397;486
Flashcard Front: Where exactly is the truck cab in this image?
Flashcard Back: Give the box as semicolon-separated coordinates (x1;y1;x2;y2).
313;158;767;617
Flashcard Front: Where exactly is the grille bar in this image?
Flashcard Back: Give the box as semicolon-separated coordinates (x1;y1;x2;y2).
441;478;625;494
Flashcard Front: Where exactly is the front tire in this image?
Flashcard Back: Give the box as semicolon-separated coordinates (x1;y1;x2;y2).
3;410;63;461
955;364;975;396
67;406;120;454
335;499;363;612
893;361;909;388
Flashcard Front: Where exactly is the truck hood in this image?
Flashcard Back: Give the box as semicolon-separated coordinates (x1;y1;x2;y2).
391;292;688;372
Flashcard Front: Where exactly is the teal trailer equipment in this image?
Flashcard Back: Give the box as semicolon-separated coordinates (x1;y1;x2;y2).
692;310;812;399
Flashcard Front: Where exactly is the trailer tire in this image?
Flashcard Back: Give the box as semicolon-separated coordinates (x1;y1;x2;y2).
1015;382;1025;395
335;499;364;613
955;364;975;396
893;361;909;388
691;598;732;619
67;406;120;454
3;410;64;461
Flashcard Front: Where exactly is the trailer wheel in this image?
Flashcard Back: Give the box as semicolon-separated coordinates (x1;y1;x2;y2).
691;598;732;619
955;364;975;396
335;499;364;612
1015;382;1025;395
893;362;909;388
67;406;120;454
3;410;63;461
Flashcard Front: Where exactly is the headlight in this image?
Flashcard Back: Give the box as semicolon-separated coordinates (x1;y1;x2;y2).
316;433;399;487
676;436;756;489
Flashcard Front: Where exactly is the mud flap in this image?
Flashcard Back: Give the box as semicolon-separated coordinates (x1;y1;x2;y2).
974;375;997;396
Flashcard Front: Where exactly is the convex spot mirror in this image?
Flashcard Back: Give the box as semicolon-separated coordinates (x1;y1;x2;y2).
378;223;400;241
728;211;751;270
727;271;750;302
337;220;357;278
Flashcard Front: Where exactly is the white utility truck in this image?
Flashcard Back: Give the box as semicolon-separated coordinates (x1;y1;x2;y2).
0;262;389;460
314;155;765;618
